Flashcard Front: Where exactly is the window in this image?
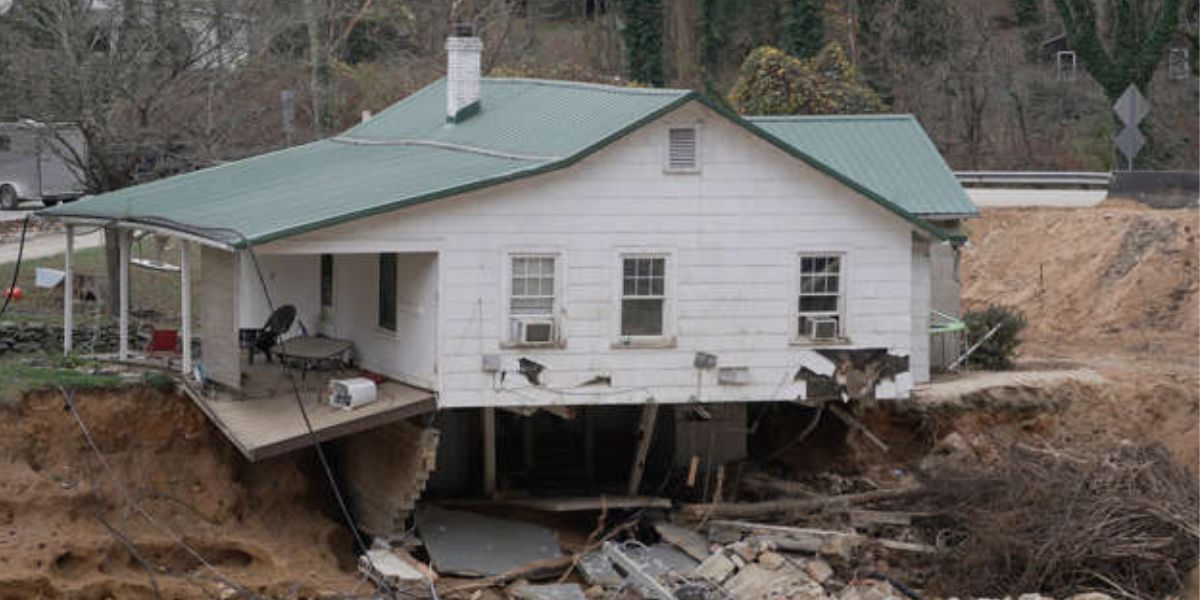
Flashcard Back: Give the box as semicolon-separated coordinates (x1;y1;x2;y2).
509;255;557;344
621;256;666;337
665;126;698;172
798;254;844;340
378;253;397;331
510;256;555;316
320;254;334;308
1056;51;1076;82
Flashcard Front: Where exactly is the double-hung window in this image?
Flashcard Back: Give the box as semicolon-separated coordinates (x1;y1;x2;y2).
621;256;666;337
798;254;844;340
509;255;557;344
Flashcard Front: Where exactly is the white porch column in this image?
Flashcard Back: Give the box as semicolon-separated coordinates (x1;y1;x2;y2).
118;229;130;360
63;225;74;354
180;242;192;375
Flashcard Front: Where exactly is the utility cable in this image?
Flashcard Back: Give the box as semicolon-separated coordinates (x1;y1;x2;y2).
61;387;259;599
0;214;30;319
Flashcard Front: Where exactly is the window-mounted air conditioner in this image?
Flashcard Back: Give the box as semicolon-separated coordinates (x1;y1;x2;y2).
809;317;840;341
512;318;556;344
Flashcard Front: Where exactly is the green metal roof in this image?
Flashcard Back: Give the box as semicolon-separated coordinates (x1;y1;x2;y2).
748;115;978;218
42;78;969;245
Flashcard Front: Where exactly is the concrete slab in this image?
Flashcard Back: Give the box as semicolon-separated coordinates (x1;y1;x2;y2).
510;583;588;600
415;506;562;577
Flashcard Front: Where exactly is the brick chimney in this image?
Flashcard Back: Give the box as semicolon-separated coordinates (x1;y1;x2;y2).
445;25;482;122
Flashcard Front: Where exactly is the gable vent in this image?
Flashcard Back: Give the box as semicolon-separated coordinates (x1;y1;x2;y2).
667;127;699;172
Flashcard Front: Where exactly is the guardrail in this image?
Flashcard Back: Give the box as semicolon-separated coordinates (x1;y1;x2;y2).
954;171;1112;188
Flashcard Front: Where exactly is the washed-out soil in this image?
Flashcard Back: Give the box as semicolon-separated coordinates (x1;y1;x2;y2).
0;387;362;599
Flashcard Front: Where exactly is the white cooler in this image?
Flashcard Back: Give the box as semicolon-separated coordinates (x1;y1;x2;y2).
327;378;378;410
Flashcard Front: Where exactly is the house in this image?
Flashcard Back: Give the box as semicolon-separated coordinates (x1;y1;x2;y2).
40;32;977;497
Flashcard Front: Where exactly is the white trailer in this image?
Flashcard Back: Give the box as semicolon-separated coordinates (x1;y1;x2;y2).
0;122;88;210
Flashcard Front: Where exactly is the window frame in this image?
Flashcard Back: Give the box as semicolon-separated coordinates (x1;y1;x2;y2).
502;251;564;348
615;252;674;347
663;124;701;174
792;251;850;344
377;253;398;332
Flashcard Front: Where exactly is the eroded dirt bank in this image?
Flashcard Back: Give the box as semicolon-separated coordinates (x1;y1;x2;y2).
0;388;360;599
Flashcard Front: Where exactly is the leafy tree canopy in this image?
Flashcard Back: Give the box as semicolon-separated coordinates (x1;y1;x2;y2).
1053;0;1182;99
726;44;887;115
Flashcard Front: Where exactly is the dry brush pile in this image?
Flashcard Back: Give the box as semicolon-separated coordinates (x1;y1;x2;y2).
921;443;1199;599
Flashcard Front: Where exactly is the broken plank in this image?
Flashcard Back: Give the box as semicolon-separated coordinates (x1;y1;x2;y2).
438;495;672;513
652;521;712;561
845;509;937;528
627;402;660;496
678;486;925;520
740;473;820;498
826;403;889;453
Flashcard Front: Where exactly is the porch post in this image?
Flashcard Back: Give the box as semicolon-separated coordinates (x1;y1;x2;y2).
118;229;130;360
63;225;74;354
180;241;192;375
482;407;496;496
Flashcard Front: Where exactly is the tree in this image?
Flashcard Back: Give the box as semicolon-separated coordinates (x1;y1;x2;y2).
1013;0;1041;25
782;0;823;58
619;0;665;85
726;44;886;115
1052;0;1183;99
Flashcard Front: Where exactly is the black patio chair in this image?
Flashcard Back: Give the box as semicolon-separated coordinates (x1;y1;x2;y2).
248;304;296;364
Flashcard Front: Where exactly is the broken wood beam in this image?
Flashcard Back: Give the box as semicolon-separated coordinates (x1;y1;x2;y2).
627;401;659;496
826;403;889;453
677;486;925;520
740;473;821;498
708;520;937;557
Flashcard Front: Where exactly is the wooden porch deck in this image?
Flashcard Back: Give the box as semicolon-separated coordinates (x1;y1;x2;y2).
185;362;437;461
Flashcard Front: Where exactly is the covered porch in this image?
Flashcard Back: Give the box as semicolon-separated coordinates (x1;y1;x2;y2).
54;220;440;461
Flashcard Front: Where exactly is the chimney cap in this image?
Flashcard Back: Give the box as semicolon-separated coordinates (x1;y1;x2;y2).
451;23;474;37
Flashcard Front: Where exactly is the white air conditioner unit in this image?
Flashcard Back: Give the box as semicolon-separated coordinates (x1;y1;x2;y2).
512;318;556;344
328;377;377;410
809;317;840;341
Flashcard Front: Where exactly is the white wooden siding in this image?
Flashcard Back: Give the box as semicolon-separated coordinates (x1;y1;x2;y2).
910;237;932;383
260;101;919;408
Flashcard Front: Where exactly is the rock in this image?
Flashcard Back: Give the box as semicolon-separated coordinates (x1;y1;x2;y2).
757;551;786;571
839;581;898;600
1065;594;1113;600
802;558;834;583
695;551;737;583
1017;594;1053;600
730;540;759;562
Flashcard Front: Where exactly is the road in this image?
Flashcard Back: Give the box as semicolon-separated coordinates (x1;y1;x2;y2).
965;188;1108;208
0;202;44;223
0;227;104;264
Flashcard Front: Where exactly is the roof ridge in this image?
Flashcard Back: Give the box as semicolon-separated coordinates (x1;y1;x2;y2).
482;77;691;96
747;114;914;122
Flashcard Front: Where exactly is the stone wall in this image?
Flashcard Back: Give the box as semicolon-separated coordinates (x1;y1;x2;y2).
0;321;129;355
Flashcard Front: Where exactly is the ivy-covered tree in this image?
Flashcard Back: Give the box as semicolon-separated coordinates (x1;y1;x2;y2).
1053;0;1182;99
619;0;665;86
782;0;824;58
727;44;886;115
698;0;724;97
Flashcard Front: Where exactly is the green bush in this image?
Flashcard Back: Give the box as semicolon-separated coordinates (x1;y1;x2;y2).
962;305;1027;370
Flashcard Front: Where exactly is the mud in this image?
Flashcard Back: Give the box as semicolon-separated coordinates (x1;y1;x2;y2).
0;387;361;599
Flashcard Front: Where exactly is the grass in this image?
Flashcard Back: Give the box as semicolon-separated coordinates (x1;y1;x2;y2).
0;356;126;404
0;238;195;328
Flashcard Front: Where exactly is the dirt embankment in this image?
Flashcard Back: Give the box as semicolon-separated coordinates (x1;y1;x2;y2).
961;203;1198;357
960;204;1200;470
0;388;360;599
